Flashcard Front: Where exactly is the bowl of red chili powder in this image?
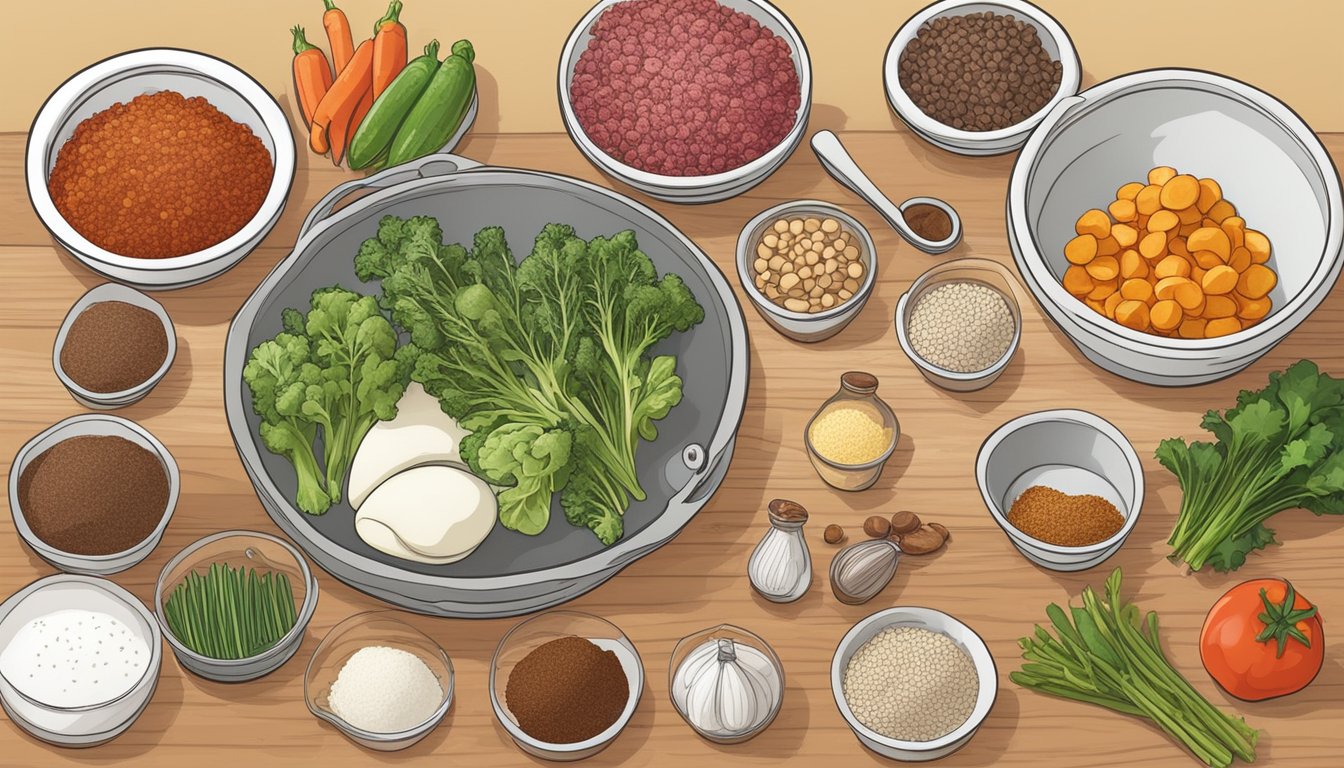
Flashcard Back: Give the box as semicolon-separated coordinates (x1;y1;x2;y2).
26;49;295;289
560;0;811;203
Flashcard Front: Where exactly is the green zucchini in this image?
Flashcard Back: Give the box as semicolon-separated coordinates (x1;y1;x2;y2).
348;40;441;170
387;39;475;166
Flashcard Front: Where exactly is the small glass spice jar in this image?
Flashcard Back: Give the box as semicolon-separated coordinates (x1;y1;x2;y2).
668;624;785;744
747;499;812;603
805;372;900;491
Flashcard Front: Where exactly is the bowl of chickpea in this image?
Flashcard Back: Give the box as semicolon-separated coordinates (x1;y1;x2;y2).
1008;69;1343;386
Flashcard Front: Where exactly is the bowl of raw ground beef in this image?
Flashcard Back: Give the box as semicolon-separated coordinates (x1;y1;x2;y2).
560;0;811;203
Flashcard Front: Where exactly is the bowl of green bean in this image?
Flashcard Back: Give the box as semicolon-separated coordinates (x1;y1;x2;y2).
154;530;318;682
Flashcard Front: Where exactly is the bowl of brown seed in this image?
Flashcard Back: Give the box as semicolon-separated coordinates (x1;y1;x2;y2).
882;0;1080;156
736;200;878;342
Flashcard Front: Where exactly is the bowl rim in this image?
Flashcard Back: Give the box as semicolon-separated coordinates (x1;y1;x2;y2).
882;0;1082;145
557;0;812;188
303;610;455;742
895;257;1024;382
7;413;180;566
488;609;645;754
1010;67;1344;352
0;573;163;713
975;408;1144;555
830;606;998;753
25;47;296;271
153;530;319;670
52;283;177;404
736;200;879;322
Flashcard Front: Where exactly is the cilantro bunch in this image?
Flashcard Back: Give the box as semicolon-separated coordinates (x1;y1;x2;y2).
354;216;703;545
1157;360;1344;572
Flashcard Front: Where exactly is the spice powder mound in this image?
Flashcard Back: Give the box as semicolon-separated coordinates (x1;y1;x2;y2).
18;435;169;555
810;405;892;465
60;301;168;393
843;626;979;741
1007;485;1125;547
48;90;273;259
505;635;629;744
906;280;1015;373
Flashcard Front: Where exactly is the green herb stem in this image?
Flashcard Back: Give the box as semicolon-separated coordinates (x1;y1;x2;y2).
163;562;299;661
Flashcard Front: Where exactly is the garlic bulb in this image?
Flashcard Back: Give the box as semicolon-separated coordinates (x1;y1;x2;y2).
830;538;901;605
671;633;783;742
748;499;811;603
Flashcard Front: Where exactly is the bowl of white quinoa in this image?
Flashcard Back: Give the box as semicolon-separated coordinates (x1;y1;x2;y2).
830;606;997;761
895;258;1023;391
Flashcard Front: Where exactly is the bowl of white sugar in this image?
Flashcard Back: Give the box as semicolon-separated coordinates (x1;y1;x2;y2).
304;612;454;752
0;573;162;747
895;258;1024;392
831;606;997;761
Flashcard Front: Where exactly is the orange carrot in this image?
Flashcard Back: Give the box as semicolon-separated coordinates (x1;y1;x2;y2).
322;0;354;74
309;39;373;158
371;1;408;99
291;26;333;127
330;88;373;166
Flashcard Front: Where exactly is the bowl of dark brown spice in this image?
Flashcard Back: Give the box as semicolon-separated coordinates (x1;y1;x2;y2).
975;409;1143;571
490;610;643;761
53;283;176;409
883;0;1080;155
8;414;179;575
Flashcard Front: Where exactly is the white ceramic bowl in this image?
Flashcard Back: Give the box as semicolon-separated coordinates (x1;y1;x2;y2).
976;409;1143;571
895;258;1024;391
883;0;1080;156
53;283;177;409
1009;69;1344;385
736;201;878;341
9;414;180;576
305;612;454;751
26;48;295;290
155;531;318;683
831;606;997;761
490;611;644;761
0;574;162;747
559;0;811;202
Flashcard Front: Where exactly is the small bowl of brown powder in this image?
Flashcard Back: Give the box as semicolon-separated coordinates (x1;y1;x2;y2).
976;409;1144;571
8;414;179;576
882;0;1080;155
490;610;644;761
53;283;176;409
26;49;295;289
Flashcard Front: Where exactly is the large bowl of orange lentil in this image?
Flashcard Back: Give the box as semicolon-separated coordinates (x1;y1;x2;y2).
26;48;295;290
1008;69;1343;386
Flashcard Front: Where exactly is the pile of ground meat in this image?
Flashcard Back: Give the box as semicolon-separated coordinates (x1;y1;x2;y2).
569;0;801;177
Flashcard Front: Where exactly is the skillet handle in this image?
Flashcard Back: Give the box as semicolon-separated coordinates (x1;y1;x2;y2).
297;153;484;239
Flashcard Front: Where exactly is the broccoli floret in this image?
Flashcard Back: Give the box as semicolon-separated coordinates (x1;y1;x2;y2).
242;333;330;514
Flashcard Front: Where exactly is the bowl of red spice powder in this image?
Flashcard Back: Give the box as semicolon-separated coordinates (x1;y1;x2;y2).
560;0;811;203
26;48;295;290
490;610;644;761
8;414;179;576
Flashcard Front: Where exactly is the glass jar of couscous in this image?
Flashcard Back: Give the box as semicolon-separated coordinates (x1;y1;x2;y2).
804;372;900;491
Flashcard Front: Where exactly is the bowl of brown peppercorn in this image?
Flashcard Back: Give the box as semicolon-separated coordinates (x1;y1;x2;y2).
883;0;1080;156
8;414;180;576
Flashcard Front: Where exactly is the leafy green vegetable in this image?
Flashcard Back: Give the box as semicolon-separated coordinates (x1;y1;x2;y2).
354;216;703;544
1157;360;1344;571
243;287;414;514
1012;569;1258;767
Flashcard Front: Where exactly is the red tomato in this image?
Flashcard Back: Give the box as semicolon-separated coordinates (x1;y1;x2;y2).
1200;578;1324;701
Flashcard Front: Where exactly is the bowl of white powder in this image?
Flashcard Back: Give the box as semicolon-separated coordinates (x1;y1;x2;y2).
0;573;161;747
830;606;997;761
304;611;453;752
895;258;1024;392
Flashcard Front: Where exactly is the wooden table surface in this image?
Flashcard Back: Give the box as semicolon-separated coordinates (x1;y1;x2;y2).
4;95;1344;768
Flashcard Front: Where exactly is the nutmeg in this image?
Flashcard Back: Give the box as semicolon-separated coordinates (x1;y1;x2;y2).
928;522;950;541
890;510;921;535
897;524;948;555
824;524;847;545
863;515;891;539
